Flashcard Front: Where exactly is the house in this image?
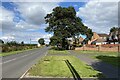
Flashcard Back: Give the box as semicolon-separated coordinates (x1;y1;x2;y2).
67;37;74;45
88;32;99;44
37;43;41;47
67;36;84;49
98;34;108;40
94;38;107;45
88;32;108;45
67;36;84;45
79;36;84;45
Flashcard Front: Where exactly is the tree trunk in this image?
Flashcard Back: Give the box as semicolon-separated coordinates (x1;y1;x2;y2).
61;38;68;50
62;38;65;49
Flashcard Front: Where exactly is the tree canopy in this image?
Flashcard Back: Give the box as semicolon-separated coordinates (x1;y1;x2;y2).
110;27;119;33
38;38;45;45
0;39;4;44
45;6;93;49
108;27;120;44
49;36;60;46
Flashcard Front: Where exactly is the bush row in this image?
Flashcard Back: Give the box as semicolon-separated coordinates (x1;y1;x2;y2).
1;44;38;53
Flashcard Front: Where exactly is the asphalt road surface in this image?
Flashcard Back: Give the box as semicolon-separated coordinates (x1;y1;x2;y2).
2;47;49;79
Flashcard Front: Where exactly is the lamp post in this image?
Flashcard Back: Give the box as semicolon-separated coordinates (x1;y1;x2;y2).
118;28;120;53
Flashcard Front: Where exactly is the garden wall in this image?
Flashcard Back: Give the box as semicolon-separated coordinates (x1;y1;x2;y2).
75;44;120;52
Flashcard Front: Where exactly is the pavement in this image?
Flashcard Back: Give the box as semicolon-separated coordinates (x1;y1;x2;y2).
68;50;119;79
1;47;49;79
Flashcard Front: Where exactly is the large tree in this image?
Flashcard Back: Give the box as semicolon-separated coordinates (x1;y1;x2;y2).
38;38;45;45
110;27;118;32
49;36;60;46
45;6;92;49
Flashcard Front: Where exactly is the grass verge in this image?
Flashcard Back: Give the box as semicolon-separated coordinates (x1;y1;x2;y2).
0;48;40;57
75;50;119;67
27;50;104;78
75;50;118;56
48;49;69;55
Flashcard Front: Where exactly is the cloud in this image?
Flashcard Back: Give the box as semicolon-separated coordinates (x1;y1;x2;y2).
1;2;58;44
0;6;15;32
77;1;118;34
1;35;15;41
1;29;52;44
1;9;39;34
15;2;59;25
15;20;40;31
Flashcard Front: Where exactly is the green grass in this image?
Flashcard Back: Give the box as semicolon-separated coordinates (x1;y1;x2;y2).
48;49;69;55
75;50;118;56
28;50;103;78
96;55;120;67
74;50;119;67
0;48;39;57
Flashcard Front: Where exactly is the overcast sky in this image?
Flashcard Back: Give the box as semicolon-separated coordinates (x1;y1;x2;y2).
0;0;119;44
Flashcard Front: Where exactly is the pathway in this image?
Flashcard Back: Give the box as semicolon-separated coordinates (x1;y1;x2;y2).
68;50;119;79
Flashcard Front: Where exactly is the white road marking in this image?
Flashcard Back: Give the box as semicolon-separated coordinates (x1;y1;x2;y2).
21;54;29;58
19;51;48;79
3;58;17;64
2;52;34;64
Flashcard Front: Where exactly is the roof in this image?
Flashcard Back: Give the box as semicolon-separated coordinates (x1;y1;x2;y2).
91;32;100;40
95;39;106;42
98;34;108;37
89;32;108;44
79;36;84;42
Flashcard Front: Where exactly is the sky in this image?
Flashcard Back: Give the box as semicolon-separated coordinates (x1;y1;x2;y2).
0;0;119;44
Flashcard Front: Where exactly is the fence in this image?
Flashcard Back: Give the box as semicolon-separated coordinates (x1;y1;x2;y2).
75;44;120;52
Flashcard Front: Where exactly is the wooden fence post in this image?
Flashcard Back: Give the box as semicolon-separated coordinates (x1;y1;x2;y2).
98;45;100;52
118;44;120;53
83;45;85;51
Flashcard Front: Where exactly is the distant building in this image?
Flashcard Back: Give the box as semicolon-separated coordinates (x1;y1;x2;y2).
67;36;84;45
37;44;41;47
79;36;84;45
67;37;74;45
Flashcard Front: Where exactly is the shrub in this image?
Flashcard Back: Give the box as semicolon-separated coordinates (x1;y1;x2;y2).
1;44;37;53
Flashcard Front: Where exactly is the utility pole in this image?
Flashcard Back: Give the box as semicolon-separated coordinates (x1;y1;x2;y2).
118;28;120;53
30;38;31;45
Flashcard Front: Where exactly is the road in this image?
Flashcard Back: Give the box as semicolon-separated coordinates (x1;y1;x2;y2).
2;47;48;79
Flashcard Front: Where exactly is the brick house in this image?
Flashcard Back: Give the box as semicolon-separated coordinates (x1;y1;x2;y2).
88;32;108;45
67;36;84;45
79;36;84;45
